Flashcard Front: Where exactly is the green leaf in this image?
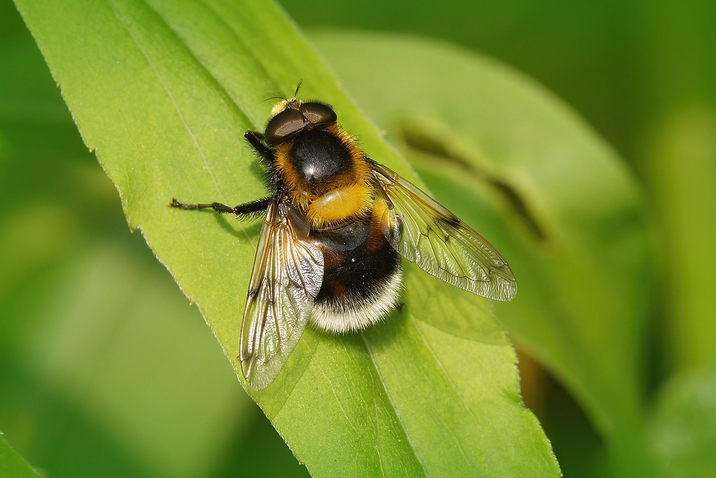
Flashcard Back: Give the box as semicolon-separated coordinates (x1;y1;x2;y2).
15;0;558;476
0;434;41;478
310;31;652;477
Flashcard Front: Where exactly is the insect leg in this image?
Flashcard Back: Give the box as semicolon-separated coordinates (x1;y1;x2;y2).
244;131;274;163
170;197;271;218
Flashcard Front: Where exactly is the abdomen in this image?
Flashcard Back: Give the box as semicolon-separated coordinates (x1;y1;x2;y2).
311;214;402;333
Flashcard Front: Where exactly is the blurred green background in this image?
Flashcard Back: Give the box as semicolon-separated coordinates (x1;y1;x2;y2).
1;0;715;477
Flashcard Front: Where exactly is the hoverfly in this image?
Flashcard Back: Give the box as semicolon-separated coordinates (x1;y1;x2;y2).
171;94;516;390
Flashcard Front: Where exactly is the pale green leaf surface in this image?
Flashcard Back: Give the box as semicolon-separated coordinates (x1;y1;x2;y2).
310;31;652;477
15;0;558;475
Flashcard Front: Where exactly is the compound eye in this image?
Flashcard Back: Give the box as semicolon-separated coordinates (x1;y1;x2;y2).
299;102;337;126
264;108;306;146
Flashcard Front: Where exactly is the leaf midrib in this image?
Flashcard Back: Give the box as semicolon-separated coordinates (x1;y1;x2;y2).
361;330;429;477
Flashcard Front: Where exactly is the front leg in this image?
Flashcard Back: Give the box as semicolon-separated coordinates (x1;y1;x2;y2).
244;131;274;164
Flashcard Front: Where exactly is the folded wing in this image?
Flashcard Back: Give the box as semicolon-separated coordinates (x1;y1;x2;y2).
239;198;324;390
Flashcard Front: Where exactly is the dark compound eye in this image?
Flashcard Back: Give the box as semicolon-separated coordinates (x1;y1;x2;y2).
299;102;337;126
264;103;338;146
264;108;306;146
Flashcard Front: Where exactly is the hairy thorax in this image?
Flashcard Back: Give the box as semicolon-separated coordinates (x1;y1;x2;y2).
275;126;372;228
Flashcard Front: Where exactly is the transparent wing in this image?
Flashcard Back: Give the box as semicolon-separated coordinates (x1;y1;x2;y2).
239;198;324;390
371;162;516;301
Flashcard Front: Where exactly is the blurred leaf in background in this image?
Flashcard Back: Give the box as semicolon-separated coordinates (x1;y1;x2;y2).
642;2;716;376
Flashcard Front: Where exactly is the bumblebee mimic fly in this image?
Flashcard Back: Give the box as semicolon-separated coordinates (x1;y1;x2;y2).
171;92;517;390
